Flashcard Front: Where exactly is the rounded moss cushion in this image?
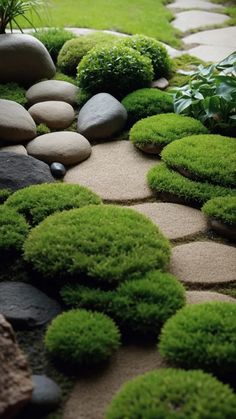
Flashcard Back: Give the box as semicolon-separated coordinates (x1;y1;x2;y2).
202;196;236;226
0;206;29;257
23;205;171;286
106;369;236;419
159;302;236;375
0;188;12;204
121;88;173;126
162;134;236;187
5;183;102;226
130;113;208;154
44;309;121;367
147;163;236;206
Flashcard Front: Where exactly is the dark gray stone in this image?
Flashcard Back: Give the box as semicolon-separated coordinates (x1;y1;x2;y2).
77;93;127;140
0;282;61;329
27;375;61;415
0;152;55;191
50;162;66;179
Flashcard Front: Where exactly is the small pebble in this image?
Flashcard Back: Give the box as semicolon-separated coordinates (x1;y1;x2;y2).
50;162;66;178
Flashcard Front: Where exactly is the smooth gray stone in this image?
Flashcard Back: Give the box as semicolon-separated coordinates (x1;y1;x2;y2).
0;99;36;143
26;80;80;106
28;375;61;414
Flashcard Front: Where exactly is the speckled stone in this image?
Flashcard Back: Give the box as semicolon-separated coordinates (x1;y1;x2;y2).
186;291;236;304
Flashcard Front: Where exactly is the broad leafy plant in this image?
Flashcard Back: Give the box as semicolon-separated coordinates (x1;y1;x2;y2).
0;0;45;34
172;52;236;135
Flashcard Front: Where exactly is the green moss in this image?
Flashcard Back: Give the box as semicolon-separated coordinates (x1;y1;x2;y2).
117;34;172;79
0;83;26;106
130;113;208;151
0;206;29;258
5;183;102;226
44;309;121;368
77;45;154;100
23;205;171;286
122;88;173;126
159;302;236;375
147;163;236;206
33;28;76;63
202;196;236;225
36;123;51;136
162;134;236;187
106;369;236;419
53;72;77;86
57;32;117;76
0;188;12;204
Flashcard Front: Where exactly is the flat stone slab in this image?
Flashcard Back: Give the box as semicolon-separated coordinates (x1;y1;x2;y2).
186;45;236;62
64;141;157;202
183;26;236;47
186;291;236;304
170;242;236;285
172;10;228;32
168;0;223;10
64;346;168;419
127;203;208;240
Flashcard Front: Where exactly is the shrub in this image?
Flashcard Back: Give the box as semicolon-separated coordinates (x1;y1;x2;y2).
117;34;172;79
5;183;102;226
0;0;45;34
44;309;121;368
36;123;50;136
147;163;236;206
106;368;236;419
121;88;173;126
57;32;117;76
33;28;76;62
0;206;29;257
77;45;154;99
0;83;26;106
202;196;236;225
52;72;77;86
130;113;208;154
0;188;12;204
23;205;171;286
161;134;236;187
159;302;236;375
61;284;114;312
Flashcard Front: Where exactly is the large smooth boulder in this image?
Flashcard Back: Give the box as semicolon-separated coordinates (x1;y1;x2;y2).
0;314;33;419
27;132;91;166
26;80;79;106
77;93;127;140
0;152;55;191
0;100;36;144
0;34;55;83
28;101;75;130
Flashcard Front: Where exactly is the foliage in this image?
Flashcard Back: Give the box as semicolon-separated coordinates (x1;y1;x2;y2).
57;32;117;76
122;88;173;126
202;196;236;225
172;52;236;136
33;28;75;62
77;45;154;99
0;205;29;257
161;134;236;187
23;205;171;286
5;183;102;225
117;34;172;79
0;0;45;34
44;309;121;368
52;72;77;86
147;163;236;206
0;188;12;204
130;113;208;151
36;123;50;136
106;368;236;419
159;302;236;375
169;54;207;88
0;83;26;106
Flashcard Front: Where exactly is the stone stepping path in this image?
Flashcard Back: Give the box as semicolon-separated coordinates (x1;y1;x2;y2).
64;141;157;202
63;346;167;419
170;242;236;285
126;203;208;240
186;291;236;304
168;0;224;10
172;10;228;32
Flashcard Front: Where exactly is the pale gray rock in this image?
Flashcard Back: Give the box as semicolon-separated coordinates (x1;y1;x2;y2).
168;0;224;10
28;101;75;130
0;145;27;155
0;100;36;143
172;10;229;32
151;78;169;90
26;375;61;415
26;80;79;106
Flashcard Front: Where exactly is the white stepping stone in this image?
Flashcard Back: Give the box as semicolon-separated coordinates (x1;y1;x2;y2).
172;10;229;32
187;45;235;62
170;242;236;284
186;291;236;304
64;141;157;201
183;26;236;47
127;203;207;240
168;0;223;10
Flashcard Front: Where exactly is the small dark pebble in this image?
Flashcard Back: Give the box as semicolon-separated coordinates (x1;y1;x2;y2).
50;162;66;179
24;375;61;416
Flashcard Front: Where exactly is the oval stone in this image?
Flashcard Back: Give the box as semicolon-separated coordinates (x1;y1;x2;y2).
0;99;36;143
28;101;75;130
26;80;79;106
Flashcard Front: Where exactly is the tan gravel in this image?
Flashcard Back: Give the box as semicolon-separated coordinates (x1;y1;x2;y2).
186;290;236;304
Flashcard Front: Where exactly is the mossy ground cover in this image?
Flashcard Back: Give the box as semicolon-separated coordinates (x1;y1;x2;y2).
202;196;236;226
0;206;29;258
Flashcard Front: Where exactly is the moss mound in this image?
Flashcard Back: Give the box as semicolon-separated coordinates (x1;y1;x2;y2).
33;28;76;63
5;183;101;226
118;34;172;79
57;32;117;75
106;368;236;419
0;83;26;106
44;309;121;368
130;113;208;154
0;206;29;258
162;134;236;187
148;163;236;206
159;302;236;375
0;188;12;204
122;88;173;126
77;45;154;99
202;196;236;225
23;205;171;286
